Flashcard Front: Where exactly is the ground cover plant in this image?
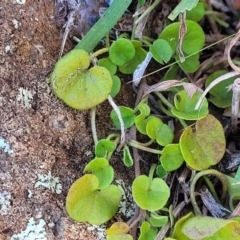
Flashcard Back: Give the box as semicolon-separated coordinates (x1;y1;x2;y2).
51;0;240;239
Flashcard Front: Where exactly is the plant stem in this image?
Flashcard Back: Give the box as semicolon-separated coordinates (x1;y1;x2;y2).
131;1;141;40
155;201;187;240
106;133;120;141
158;101;174;117
203;176;221;204
138;139;155;147
135;0;161;25
155;92;174;109
190;169;228;216
91;48;109;59
128;139;162;154
148;164;157;182
91;107;98;146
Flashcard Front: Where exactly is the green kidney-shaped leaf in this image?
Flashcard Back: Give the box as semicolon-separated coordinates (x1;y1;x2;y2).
160;144;184;171
111;106;135;129
171;90;208;120
176;52;200;73
84;158;114;189
119;45;147;74
139;221;158;240
109;38;135;66
132;175;170;211
186;3;205;22
146;117;174;146
180;114;226;170
106;222;133;240
159;20;205;56
66;174;122;225
51;49;112;110
150;213;168;227
150;39;172;64
205;70;237;108
110;75;121;98
173;212;240;240
156;165;167;178
95;139;117;158
98;58;117;75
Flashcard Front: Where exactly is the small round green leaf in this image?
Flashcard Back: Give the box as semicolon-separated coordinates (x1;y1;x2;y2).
160;144;184;171
186;3;205;22
132;175;170;211
98;58;117;75
95;139;117;158
171;90;208;120
146;117;174;146
156;165;167;178
51;49;113;110
110;75;121;98
66;174;122;225
150;39;172;64
139;221;158;240
109;38;135;66
150;213;168;227
84;158;114;189
176;53;200;73
110;106;135;129
119;46;147;74
159;20;205;56
180;114;226;170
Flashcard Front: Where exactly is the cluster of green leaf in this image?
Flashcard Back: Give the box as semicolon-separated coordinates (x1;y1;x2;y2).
49;0;240;239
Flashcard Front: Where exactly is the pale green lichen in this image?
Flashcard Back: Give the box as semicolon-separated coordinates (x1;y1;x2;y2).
35;171;62;194
11;217;46;240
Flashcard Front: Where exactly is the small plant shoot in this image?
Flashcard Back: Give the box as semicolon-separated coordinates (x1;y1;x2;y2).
171;90;208;120
83;158;114;189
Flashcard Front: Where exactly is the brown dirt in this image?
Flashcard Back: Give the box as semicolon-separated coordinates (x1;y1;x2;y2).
0;1;135;239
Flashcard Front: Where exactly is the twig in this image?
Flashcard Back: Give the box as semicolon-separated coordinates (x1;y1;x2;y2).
231;78;240;131
90;107;98;145
108;95;125;150
195;71;240;110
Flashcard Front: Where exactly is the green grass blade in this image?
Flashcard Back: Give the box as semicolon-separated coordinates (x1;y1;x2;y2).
75;0;132;52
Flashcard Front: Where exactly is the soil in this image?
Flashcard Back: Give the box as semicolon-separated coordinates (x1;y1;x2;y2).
0;1;135;239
